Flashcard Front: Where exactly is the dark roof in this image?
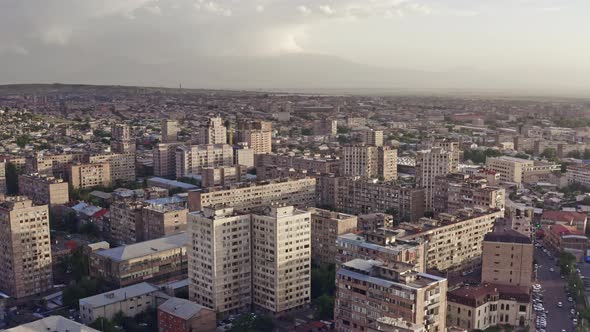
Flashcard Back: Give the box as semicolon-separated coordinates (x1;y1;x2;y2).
484;229;531;244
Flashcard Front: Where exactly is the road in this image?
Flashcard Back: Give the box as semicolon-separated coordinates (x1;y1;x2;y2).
534;245;576;332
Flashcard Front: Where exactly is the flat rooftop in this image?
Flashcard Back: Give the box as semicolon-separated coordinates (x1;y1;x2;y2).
4;316;100;332
94;232;187;262
79;282;159;308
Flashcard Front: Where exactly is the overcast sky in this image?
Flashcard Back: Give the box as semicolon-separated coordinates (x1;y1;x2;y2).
0;0;589;91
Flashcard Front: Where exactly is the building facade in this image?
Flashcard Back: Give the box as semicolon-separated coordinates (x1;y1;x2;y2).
68;162;111;189
236;120;272;154
175;144;234;178
341;145;397;181
481;230;533;288
309;208;357;266
416;147;456;211
18;173;69;206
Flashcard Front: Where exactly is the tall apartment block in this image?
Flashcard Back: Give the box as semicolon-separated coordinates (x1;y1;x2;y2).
308;208;357;266
319;176;425;222
68;162;111;189
256;153;341;176
416;147;457;211
481;230;533;288
18;174;69;206
175;144;234;178
433;173;505;215
141;204;188;241
188;206;311;315
153;142;183;178
27;152;85;178
233;144;255;169
188;207;252;314
193;116;227;145
399;209;504;272
335;230;427;272
485;156;560;184
86;152;136;182
187;178;316;211
201;165;244;188
251;206;311;313
334;259;447;332
109;200;144;245
162;119;179;143
236;120;272;154
362;129;384;147
111;123;136;153
0;197;53;298
313;118;337;136
341;145;397;181
0;161;5;194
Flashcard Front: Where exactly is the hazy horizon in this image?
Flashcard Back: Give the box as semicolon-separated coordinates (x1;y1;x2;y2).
1;0;589;94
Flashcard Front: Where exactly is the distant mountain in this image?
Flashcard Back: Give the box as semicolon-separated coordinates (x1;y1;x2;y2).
1;52;588;96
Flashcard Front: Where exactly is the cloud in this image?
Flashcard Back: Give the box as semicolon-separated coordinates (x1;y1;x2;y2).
40;26;73;46
297;5;312;16
318;5;334;15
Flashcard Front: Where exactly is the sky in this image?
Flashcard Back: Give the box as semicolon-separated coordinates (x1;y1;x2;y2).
0;0;589;92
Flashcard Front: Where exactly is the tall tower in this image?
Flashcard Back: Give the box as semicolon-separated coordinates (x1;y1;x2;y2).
111;123;136;153
161;120;179;143
416;147;455;212
193;116;227;145
236;120;272;154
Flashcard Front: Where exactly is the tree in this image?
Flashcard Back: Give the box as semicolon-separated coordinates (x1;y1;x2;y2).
16;135;30;148
568;150;582;159
5;162;19;195
301;128;313;136
313;294;335;320
540;148;558;162
337;126;350;134
311;264;336;299
514;153;530;160
229;313;274;332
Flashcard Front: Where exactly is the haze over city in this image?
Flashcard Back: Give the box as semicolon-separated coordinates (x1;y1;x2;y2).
1;0;589;94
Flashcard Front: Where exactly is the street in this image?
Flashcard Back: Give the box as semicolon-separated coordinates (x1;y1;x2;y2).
534;245;576;332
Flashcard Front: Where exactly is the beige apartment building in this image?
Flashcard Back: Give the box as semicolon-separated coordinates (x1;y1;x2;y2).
334;259;447;332
481;230;533;288
0;197;53;298
485;156;560;184
566;163;590;187
187;178;316;211
255;153;341;175
335;230;427;272
313;118;338;136
109;201;144;244
141;204;187;240
193;116;227;145
357;213;394;232
188;207;253;314
362;129;384;147
86;152;136;182
308;208;357;266
201;165;244;187
89;232;188;287
447;284;531;330
433;173;505;215
153;142;184;178
416;147;457;211
399;209;504;272
111;123;136;153
68;162;111;189
175;144;234;178
233;145;255;169
162;119;179;143
319;176;425;222
27;152;85;178
79;282;163;324
341;145;397;181
251;206;311;313
18;173;69;206
236;120;272;154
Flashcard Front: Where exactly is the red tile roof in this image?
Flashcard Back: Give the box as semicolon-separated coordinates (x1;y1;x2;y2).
542;211;587;223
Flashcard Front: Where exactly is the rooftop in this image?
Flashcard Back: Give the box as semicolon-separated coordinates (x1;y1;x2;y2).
79;282;159;308
484;229;531;244
158;297;212;320
4;316;100;332
148;177;199;190
94;232;187;262
542;210;587;223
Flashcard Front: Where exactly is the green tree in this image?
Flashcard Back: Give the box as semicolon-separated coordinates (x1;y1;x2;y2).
311;263;336;299
301;128;313;136
568;150;582;159
313;294;335;319
16;135;30;148
541;148;559;162
89;318;122;332
5;162;19;195
229;313;274;332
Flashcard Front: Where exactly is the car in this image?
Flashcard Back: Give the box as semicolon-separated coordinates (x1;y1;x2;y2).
550;268;555;272
557;302;563;307
573;318;578;325
571;309;576;315
561;275;565;279
568;297;573;302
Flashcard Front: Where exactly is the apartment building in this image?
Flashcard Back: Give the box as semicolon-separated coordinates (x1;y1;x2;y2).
335;230;427;272
319;176;425;222
187;178;316;211
236;120;272;154
111;123;136;153
86;152;136;182
158;297;217;332
566;163;590;187
308;208;357;266
79;282;163;324
362;129;384;147
544;224;589;258
334;259;447;332
399;209;504;272
193;116;227;145
341;145;397;181
541;210;587;233
4;316;99;332
201;165;244;188
153;142;184;178
0;197;53;298
162;119;179;143
18;173;69;206
481;230;533;288
485;156;560;184
0;161;5;194
233;145;255;169
109;201;144;244
447;284;531;331
68;162;111;189
357;213;394;232
255;153;341;175
89;233;188;287
416;147;457;211
142;204;188;241
433;174;505;215
188;207;253;314
175;144;234;178
27;152;84;178
313;118;337;136
251;206;311;313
